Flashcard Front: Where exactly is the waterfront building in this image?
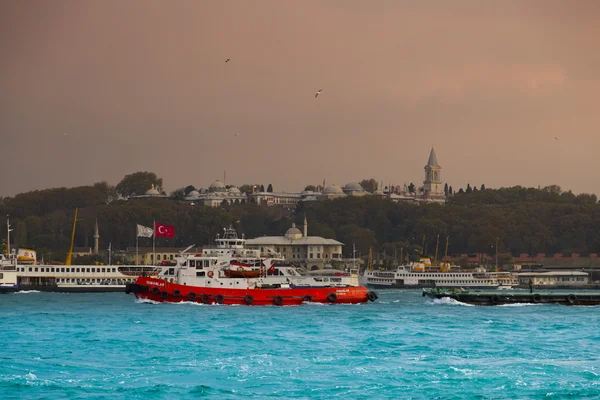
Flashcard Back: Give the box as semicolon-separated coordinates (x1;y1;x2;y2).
123;246;200;265
128;184;169;199
517;271;589;286
245;216;344;269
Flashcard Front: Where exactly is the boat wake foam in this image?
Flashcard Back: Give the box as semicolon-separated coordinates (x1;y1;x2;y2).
428;297;474;306
14;290;41;294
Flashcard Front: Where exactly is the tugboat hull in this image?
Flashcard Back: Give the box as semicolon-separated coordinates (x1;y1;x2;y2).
129;277;377;306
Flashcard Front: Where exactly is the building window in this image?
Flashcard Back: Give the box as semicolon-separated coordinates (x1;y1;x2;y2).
317;253;320;258
310;253;313;258
170;255;174;260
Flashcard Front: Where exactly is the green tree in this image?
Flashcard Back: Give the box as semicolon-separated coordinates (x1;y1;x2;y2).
466;184;472;194
184;185;196;195
360;179;378;193
304;185;317;192
170;188;186;200
408;183;415;194
267;184;273;193
260;185;265;192
116;172;163;198
480;184;486;191
444;183;449;196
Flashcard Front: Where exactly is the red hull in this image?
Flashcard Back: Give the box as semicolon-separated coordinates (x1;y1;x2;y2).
128;276;375;306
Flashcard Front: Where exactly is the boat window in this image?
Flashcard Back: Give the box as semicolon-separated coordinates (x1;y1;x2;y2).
189;260;195;268
29;267;32;272
102;268;105;273
61;268;65;273
87;268;90;273
196;271;205;277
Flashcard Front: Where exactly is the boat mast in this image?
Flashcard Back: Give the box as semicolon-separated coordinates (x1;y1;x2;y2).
65;208;78;266
495;237;499;271
6;215;12;261
434;234;440;264
444;236;449;265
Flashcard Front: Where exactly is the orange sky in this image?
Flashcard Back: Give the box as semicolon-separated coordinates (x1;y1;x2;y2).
1;0;599;196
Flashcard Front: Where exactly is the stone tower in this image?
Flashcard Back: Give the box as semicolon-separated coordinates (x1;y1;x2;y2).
93;219;99;255
303;214;308;237
423;148;443;196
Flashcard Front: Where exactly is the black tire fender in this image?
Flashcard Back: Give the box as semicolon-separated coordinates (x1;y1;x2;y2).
273;296;284;306
327;292;337;303
244;295;254;305
187;292;197;302
200;294;211;304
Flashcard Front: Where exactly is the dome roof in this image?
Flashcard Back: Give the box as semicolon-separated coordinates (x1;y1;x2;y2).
145;187;160;196
228;187;241;193
209;180;226;191
188;190;200;197
343;182;364;192
323;184;344;194
285;223;303;240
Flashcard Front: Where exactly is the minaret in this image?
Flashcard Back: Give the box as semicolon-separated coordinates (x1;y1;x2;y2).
93;219;99;255
423;147;443;196
303;214;308;237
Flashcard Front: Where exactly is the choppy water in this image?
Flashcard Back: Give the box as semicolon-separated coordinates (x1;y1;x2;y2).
1;291;599;399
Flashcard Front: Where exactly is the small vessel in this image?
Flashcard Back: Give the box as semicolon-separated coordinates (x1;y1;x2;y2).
361;258;518;290
422;288;600;306
127;227;378;306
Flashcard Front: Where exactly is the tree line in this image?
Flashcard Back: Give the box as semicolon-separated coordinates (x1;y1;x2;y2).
1;173;599;264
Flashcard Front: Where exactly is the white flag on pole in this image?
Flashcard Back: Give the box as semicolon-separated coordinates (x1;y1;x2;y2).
137;224;154;238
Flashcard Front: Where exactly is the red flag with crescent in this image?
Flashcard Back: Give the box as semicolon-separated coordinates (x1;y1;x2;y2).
154;222;175;238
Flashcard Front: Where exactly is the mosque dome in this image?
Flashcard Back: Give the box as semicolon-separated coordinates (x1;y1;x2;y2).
188;190;200;197
285;223;303;240
209;180;226;192
323;184;343;194
343;182;365;193
228;187;241;193
145;186;161;196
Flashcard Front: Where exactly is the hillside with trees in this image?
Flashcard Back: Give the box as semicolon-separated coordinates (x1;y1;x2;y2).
1;174;599;264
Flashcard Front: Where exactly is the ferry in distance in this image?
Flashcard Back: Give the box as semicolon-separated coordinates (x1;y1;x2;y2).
127;227;378;306
361;258;518;289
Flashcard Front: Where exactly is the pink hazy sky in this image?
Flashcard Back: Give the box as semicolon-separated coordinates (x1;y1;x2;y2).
1;0;599;196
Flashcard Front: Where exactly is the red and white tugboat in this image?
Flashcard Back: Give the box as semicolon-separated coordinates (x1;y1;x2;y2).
127;227;378;306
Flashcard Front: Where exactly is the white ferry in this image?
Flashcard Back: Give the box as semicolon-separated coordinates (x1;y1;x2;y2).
361;258;518;289
0;253;18;293
16;263;160;292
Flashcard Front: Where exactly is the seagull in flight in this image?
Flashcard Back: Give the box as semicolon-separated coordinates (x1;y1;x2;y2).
225;58;231;63
554;137;559;141
234;133;239;136
315;89;322;98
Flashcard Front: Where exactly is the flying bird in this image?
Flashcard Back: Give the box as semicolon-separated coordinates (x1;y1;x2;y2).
554;137;559;141
63;133;68;136
315;89;322;98
234;133;240;136
225;58;231;63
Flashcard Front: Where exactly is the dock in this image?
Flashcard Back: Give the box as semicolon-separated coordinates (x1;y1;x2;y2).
422;289;600;306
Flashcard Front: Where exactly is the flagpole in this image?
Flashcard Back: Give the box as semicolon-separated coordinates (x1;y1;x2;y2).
152;220;156;266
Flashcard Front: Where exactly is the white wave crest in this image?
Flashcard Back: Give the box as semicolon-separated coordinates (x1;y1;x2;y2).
428;297;474;306
14;290;41;294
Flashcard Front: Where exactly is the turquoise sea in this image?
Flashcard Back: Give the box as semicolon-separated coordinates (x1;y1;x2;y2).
1;290;599;399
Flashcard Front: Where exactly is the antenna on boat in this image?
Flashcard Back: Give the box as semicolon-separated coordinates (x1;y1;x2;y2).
180;244;195;256
6;215;13;262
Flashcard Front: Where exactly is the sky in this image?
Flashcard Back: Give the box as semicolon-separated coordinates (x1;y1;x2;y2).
1;0;599;197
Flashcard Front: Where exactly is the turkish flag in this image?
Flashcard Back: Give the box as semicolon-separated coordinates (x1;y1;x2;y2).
155;222;175;238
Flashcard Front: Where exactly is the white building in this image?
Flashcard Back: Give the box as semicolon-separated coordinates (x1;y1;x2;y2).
184;180;247;207
245;216;344;269
518;271;589;286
